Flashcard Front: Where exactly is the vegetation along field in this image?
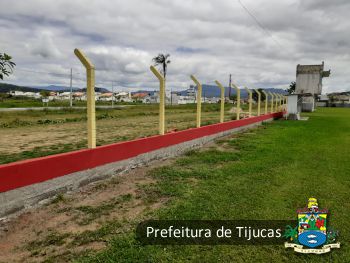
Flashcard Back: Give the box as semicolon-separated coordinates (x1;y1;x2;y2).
0;107;349;262
0;103;260;164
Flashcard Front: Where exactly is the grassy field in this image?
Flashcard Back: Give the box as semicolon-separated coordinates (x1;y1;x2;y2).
0;108;348;262
73;108;348;262
0;96;138;108
0;103;259;164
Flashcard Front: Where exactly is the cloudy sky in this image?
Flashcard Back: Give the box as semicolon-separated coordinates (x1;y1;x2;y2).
1;0;349;93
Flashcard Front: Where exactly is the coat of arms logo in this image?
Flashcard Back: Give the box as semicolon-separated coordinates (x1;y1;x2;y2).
284;197;340;254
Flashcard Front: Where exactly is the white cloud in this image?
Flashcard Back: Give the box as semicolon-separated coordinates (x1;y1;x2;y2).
1;0;349;93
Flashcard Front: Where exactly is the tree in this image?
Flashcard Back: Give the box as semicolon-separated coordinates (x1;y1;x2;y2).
40;90;50;98
287;81;296;94
0;53;16;80
152;54;171;78
229;94;237;101
252;88;266;102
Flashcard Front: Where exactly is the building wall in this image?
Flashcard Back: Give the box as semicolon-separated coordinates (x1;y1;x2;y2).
296;73;321;95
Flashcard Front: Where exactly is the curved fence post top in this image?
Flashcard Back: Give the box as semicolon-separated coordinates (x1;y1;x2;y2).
150;66;164;81
231;83;239;90
215;80;224;90
261;90;267;95
244;87;252;93
74;49;94;70
253;88;261;95
190;75;201;86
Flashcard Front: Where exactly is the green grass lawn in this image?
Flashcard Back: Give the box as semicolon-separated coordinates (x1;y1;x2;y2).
75;108;350;263
0;96;140;108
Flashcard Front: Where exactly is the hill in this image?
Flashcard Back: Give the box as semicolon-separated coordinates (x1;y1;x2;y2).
0;83;110;93
0;83;50;93
179;84;287;98
30;85;80;92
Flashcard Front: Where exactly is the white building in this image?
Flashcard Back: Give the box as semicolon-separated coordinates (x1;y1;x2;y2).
56;92;71;100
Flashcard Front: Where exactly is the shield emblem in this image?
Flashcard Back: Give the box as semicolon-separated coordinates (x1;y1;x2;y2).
297;198;327;248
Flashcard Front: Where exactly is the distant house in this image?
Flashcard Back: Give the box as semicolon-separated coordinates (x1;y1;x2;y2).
57;92;71;100
170;92;180;104
132;92;149;102
8;90;23;96
73;92;86;101
205;97;220;104
141;95;153;104
116;91;132;102
23;92;36;97
177;95;196;104
98;92;113;101
328;92;350;108
316;94;329;107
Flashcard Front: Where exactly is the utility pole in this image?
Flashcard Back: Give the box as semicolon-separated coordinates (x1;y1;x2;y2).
170;86;173;106
228;74;232;100
69;68;73;107
112;81;114;108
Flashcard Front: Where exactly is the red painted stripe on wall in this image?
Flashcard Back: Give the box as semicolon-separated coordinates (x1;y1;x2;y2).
0;112;283;193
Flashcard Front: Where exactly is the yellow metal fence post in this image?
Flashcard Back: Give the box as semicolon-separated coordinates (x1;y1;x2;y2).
150;66;165;135
284;96;287;111
261;90;268;115
215;80;225;123
275;93;278;111
74;49;96;149
277;94;281;111
268;92;274;113
231;83;240;120
191;75;202;128
253;89;261;116
244;87;252;117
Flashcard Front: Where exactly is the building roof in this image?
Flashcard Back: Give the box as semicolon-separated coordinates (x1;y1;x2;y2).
132;92;149;98
99;93;113;97
296;61;330;77
117;92;129;96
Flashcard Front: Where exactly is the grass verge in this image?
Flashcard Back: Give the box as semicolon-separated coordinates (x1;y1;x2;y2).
74;108;350;263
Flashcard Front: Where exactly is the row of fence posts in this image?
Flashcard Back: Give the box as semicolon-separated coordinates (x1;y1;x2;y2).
74;49;287;149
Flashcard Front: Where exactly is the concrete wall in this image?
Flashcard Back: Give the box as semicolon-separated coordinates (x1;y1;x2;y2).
301;96;315;112
0;113;282;217
296;73;321;95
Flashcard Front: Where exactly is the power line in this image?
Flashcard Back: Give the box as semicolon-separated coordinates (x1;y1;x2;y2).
15;68;79;77
237;0;283;50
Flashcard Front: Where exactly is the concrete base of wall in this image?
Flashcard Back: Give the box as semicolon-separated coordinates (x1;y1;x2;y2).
0;119;273;218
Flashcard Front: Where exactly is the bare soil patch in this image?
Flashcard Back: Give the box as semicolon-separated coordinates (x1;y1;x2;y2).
0;158;173;263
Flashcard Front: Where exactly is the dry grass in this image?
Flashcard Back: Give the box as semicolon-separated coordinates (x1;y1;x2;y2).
0;103;261;164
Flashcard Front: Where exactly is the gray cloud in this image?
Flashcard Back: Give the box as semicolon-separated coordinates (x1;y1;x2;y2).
1;0;349;93
27;31;62;58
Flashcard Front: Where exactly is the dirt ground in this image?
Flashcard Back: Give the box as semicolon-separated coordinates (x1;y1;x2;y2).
0;107;232;161
0;158;173;263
